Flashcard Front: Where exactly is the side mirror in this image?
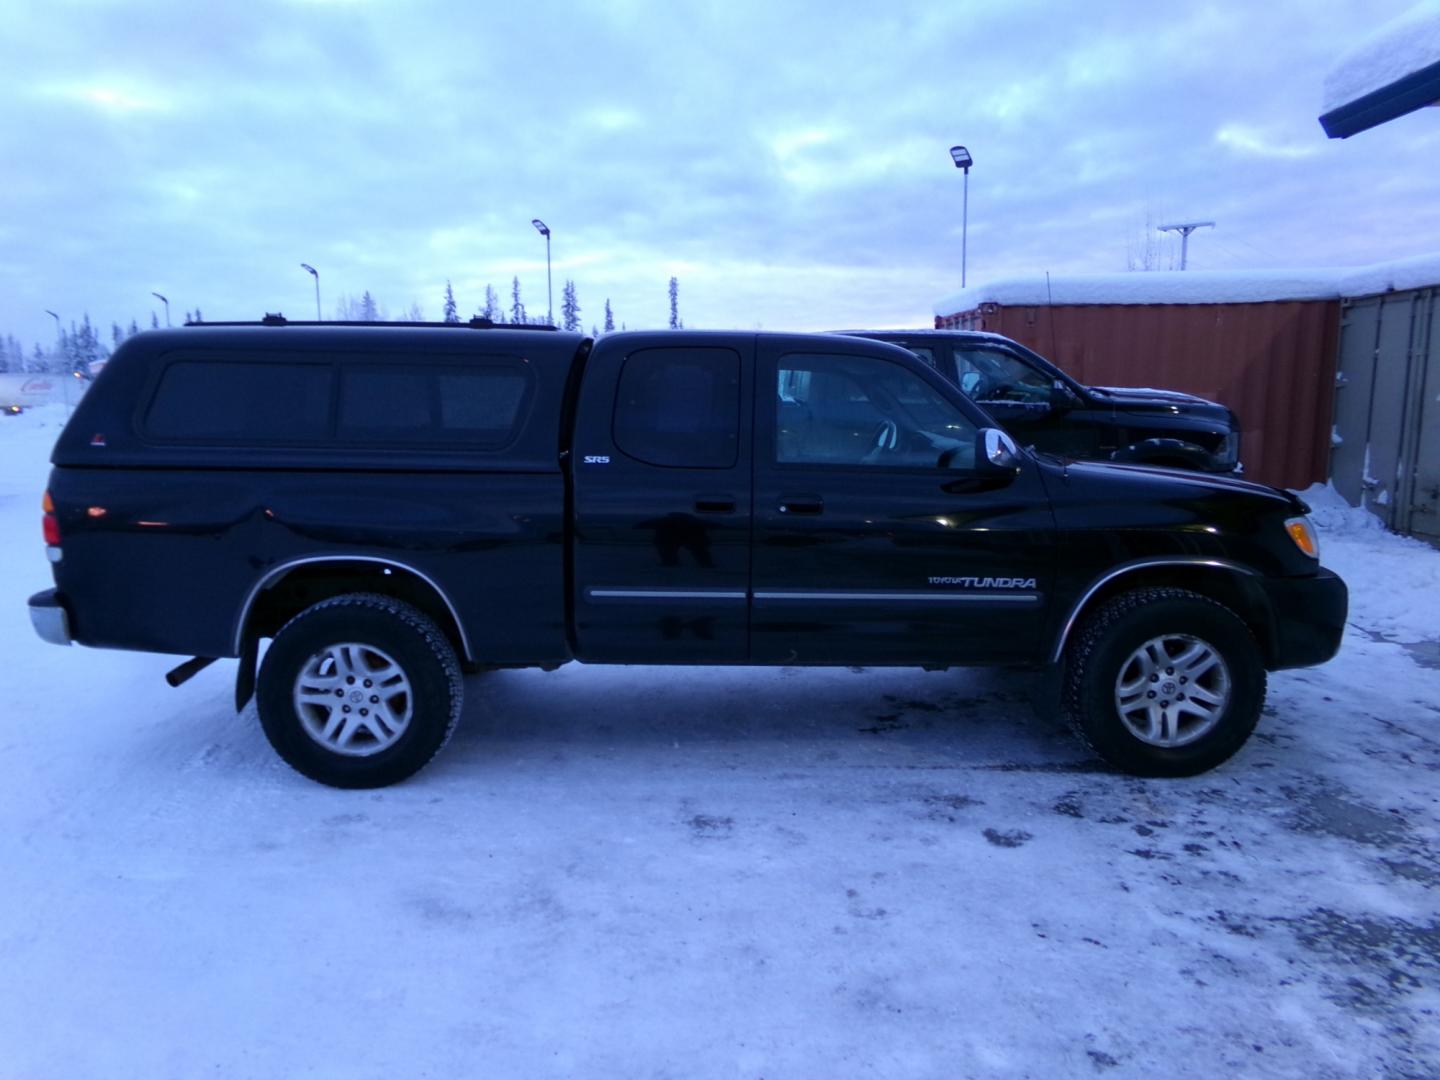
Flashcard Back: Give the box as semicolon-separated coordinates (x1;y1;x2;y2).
1049;380;1075;410
978;428;1022;474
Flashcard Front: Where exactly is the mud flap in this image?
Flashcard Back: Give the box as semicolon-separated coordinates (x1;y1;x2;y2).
235;633;258;712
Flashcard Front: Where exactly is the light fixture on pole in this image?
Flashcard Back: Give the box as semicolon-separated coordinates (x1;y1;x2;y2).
300;263;321;320
531;219;552;326
1157;221;1214;271
949;146;973;289
151;292;170;327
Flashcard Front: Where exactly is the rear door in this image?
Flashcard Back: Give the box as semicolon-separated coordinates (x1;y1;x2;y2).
751;338;1056;665
570;335;754;662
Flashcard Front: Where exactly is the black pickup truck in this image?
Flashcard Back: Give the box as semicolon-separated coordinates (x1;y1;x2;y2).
29;321;1345;788
843;330;1242;473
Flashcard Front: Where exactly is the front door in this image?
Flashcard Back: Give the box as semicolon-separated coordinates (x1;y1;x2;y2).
751;340;1056;665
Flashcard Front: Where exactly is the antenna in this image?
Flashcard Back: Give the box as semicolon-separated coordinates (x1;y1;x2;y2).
1045;271;1060;364
1157;221;1215;270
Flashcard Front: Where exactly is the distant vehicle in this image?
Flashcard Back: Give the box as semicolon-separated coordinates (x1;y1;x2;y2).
30;321;1344;787
0;373;68;414
839;330;1242;474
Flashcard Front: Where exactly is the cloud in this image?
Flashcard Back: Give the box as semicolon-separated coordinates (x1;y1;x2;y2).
1215;124;1323;159
0;0;1436;349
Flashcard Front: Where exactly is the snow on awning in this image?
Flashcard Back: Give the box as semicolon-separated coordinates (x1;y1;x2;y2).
932;253;1440;316
1319;0;1440;138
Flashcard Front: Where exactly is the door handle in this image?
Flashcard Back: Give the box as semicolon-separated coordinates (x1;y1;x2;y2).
694;495;736;514
778;494;824;515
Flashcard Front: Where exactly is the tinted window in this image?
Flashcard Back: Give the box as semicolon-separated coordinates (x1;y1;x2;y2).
613;347;740;468
338;364;529;445
776;352;976;468
146;361;331;442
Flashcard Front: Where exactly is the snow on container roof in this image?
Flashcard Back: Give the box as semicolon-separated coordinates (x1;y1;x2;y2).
1319;0;1440;137
933;252;1440;316
933;269;1344;315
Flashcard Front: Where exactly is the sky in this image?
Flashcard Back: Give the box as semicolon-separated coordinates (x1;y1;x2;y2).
2;0;1438;351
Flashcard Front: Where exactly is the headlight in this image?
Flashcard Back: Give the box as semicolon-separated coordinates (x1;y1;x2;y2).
1284;516;1319;559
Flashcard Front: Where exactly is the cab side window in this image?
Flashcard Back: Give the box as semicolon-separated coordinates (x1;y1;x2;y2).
954;347;1052;405
776;353;976;469
613;347;741;469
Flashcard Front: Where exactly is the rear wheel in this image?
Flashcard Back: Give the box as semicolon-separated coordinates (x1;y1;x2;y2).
1063;587;1265;776
257;593;462;788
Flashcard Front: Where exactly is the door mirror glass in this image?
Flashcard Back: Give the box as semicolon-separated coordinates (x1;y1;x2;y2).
979;427;1023;472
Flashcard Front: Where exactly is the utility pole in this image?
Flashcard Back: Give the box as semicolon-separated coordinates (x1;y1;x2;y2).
1157;221;1214;270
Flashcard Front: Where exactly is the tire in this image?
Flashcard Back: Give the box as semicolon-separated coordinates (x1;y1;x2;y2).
1062;587;1265;777
257;593;463;788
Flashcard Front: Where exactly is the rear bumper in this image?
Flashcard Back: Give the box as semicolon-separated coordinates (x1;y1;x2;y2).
1260;568;1348;670
28;588;73;647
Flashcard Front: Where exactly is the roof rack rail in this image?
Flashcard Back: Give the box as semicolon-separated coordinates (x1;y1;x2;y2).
185;315;561;331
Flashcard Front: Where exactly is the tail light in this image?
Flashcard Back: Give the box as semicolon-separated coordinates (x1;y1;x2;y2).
42;491;61;552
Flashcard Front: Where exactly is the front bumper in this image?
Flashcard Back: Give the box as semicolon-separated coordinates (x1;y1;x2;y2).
1259;568;1347;670
28;588;73;646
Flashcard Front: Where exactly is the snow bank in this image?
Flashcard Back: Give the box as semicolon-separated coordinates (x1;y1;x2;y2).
1322;0;1440;113
934;252;1440;315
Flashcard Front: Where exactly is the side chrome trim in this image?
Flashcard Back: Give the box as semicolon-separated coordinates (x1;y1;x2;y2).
586;587;747;601
755;590;1040;603
1049;558;1260;663
232;555;474;661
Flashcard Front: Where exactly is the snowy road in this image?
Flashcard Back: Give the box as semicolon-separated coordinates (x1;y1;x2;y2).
1;406;1436;1079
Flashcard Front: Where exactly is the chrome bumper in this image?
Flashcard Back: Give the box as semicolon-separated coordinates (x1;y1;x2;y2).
28;589;72;646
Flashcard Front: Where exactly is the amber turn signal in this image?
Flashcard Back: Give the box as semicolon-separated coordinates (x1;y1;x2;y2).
1284;517;1319;559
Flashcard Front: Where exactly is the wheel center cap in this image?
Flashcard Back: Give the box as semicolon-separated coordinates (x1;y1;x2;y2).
1162;680;1178;696
350;690;364;704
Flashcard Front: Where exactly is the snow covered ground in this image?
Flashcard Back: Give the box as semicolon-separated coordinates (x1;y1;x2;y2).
1;405;1437;1079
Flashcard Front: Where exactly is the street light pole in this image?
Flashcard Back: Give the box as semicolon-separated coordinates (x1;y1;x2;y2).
151;292;170;326
301;263;321;320
44;310;67;393
1157;221;1215;271
531;219;552;326
949;146;973;288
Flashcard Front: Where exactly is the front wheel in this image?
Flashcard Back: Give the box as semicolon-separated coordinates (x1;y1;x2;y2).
1063;587;1265;777
257;593;463;788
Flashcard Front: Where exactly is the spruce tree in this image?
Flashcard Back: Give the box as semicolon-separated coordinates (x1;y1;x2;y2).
668;276;680;329
443;280;459;323
128;319;140;338
561;279;580;331
359;291;379;322
111;323;122;348
151;312;159;329
510;277;527;325
483;285;501;323
603;298;615;333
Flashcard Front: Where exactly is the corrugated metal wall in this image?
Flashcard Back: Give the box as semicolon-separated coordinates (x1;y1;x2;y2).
940;301;1341;490
1331;288;1439;543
